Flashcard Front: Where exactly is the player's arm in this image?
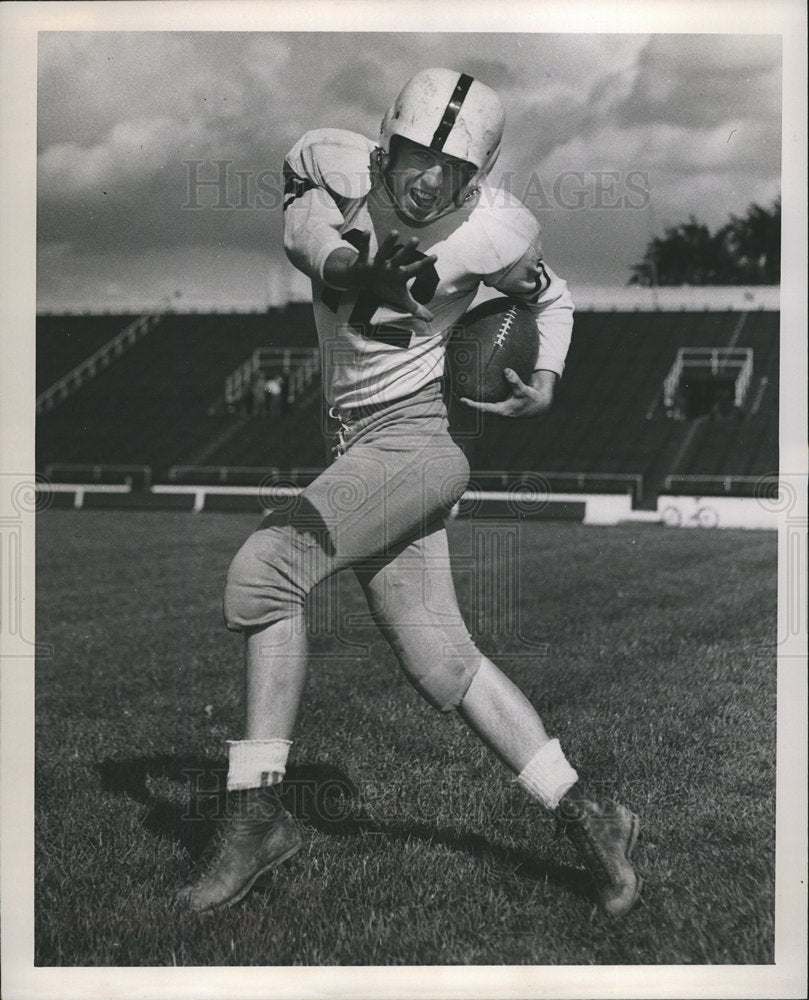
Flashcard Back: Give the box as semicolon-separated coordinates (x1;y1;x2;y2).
460;365;559;418
498;255;574;376
463;238;574;418
283;130;372;285
323;231;436;321
283;130;435;320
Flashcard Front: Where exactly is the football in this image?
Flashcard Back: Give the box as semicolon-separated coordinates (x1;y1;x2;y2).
445;298;539;403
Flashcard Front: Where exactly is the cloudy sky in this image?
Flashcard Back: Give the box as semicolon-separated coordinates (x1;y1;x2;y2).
36;31;782;310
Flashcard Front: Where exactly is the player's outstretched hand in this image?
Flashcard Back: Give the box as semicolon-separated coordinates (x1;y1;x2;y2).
460;368;557;418
351;230;436;321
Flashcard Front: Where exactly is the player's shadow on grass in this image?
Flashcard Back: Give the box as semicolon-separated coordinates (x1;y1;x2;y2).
98;755;398;860
98;755;588;899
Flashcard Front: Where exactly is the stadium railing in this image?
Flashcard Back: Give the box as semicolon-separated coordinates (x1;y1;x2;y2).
165;465;332;487
465;471;644;502
224;347;321;408
42;463;153;489
36;313;163;414
661;473;776;497
45;463;643;501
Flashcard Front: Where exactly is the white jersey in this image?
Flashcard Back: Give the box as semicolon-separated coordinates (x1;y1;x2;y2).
283;129;574;409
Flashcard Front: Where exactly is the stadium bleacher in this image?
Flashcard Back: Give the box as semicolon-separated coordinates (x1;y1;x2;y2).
668;311;780;484
459;310;778;500
36;306;779;503
36;314;141;394
201;382;329;471
36;307;318;471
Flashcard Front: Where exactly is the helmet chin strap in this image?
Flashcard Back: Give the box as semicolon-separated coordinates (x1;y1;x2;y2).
372;147;479;225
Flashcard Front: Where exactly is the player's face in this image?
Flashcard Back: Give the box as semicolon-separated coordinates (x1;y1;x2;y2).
386;138;476;221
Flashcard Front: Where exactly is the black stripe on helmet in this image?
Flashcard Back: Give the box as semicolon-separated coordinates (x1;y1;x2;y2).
430;73;474;151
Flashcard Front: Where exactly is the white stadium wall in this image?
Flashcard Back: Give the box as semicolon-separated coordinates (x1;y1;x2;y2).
569;285;780;312
37;285;781;316
655;494;780;530
37;482;779;530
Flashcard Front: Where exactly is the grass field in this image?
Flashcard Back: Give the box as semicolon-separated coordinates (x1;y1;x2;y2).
35;509;777;966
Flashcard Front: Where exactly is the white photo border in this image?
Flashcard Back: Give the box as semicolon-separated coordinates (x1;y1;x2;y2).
2;2;806;998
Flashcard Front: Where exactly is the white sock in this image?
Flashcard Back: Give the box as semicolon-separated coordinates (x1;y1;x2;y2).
226;739;292;792
515;738;579;810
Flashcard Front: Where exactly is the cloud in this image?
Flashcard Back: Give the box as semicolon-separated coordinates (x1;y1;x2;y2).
459;59;518;90
39;34;232;146
323;56;394;114
493;38;647;170
37;33;302;255
616;34;781;129
35;32;783;305
537;117;780;179
39;117;201;198
38;32;295;154
36;242;286;311
242;34;292;86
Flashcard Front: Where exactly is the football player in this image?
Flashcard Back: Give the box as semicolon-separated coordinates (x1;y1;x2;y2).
177;69;642;919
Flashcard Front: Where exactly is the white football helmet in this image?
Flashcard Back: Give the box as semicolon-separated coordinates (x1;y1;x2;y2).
378;68;505;217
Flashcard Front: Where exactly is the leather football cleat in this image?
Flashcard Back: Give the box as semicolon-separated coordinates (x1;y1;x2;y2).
555;789;642;918
176;786;302;913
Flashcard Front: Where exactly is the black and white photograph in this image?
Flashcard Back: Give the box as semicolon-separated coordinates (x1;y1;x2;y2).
1;1;806;998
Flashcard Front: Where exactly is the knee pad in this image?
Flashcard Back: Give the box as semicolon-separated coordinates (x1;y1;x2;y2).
355;525;481;712
223;523;322;631
391;635;482;712
372;577;482;711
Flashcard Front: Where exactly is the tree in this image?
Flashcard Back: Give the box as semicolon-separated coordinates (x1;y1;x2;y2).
629;198;781;286
720;197;781;284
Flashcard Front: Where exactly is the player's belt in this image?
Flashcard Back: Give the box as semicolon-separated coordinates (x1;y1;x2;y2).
330;379;443;423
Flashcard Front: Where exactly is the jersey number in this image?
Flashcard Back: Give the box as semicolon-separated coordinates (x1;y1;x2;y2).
530;258;551;300
321;229;439;348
